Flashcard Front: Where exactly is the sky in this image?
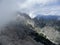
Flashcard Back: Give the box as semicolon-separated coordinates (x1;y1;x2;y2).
17;0;60;18
0;0;60;26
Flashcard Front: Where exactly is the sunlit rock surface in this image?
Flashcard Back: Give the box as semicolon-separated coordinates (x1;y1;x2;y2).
33;15;60;45
40;26;60;44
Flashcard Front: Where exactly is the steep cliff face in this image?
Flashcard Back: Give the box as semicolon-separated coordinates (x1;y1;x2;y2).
0;12;57;45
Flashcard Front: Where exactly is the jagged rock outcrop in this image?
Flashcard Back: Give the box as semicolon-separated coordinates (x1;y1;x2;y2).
0;12;57;45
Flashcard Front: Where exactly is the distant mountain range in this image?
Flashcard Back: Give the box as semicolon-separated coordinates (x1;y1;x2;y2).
33;15;60;27
34;15;60;21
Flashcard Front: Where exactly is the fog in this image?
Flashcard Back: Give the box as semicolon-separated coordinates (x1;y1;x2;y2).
0;0;19;27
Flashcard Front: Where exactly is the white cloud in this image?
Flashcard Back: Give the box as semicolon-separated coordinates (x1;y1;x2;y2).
18;0;60;18
0;0;19;26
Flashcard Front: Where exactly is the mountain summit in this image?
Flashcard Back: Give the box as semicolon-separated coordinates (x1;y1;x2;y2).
0;12;58;45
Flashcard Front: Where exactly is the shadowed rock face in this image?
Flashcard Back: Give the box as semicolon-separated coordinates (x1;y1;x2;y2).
0;21;44;45
0;12;57;45
0;22;56;45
